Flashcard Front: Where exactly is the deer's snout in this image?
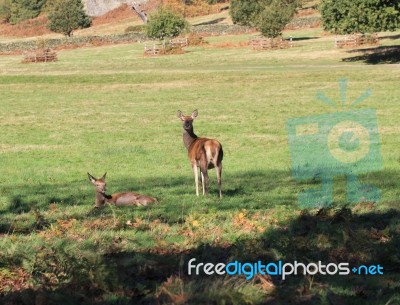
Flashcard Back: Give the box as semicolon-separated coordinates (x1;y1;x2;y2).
96;184;106;193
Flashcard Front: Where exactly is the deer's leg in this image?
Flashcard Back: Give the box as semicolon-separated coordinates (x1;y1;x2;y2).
200;165;209;196
201;172;205;195
215;163;222;198
193;164;199;196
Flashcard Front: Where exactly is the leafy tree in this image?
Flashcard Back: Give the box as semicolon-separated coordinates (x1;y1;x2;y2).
230;0;299;37
47;0;91;37
9;0;45;24
0;0;11;23
145;7;189;40
259;1;299;37
320;0;400;34
230;0;264;27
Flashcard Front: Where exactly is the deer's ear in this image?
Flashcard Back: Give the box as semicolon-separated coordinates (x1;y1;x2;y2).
88;173;96;184
191;109;198;118
101;172;107;181
177;110;183;120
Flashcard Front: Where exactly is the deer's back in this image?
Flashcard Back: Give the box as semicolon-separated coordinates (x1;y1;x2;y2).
189;137;223;166
110;192;157;206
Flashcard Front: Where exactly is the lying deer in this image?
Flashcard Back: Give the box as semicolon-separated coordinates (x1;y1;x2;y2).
88;172;157;207
177;109;223;198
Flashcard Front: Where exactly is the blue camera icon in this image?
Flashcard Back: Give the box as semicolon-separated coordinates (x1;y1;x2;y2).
287;108;382;209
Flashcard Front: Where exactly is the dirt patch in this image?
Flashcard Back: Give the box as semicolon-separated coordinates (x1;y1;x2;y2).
92;4;137;26
92;0;162;27
0;15;51;38
0;2;159;39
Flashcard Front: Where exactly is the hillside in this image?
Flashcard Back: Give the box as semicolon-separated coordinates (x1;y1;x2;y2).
83;0;148;16
0;1;320;41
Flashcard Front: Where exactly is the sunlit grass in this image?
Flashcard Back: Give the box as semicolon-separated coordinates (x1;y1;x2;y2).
0;29;399;304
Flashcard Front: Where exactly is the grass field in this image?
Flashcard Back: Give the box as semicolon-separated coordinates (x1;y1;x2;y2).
0;28;400;304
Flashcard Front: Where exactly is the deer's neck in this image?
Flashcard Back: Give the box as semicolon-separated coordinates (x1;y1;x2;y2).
95;191;112;206
183;128;198;151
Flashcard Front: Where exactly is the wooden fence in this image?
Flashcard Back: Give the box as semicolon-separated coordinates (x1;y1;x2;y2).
335;34;378;48
144;38;188;56
250;37;293;50
144;43;163;56
23;49;58;63
170;37;188;48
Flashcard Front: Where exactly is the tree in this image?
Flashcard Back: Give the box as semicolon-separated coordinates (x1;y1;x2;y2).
47;0;91;37
320;0;400;34
259;1;299;38
145;7;189;40
230;0;299;38
0;0;11;23
230;0;263;27
9;0;45;24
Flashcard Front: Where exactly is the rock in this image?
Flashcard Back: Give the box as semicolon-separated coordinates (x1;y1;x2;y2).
83;0;148;17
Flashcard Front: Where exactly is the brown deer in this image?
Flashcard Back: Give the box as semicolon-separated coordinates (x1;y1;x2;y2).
177;109;223;198
88;172;157;207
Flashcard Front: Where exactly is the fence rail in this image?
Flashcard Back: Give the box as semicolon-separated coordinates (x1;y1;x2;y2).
335;34;378;48
23;49;58;63
250;37;293;50
144;43;163;56
170;37;188;48
144;38;188;56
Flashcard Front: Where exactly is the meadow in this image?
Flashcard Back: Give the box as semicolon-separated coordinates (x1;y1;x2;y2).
0;28;400;304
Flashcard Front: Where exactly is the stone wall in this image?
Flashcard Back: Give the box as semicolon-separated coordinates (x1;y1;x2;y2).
0;32;146;53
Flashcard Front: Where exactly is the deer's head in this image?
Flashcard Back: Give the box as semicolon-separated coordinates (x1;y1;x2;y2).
177;109;198;131
88;172;107;194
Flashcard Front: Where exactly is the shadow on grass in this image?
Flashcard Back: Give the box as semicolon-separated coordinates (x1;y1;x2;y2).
379;34;400;40
290;36;319;41
193;18;226;26
342;46;400;64
1;168;399;233
1;207;399;305
0;169;295;233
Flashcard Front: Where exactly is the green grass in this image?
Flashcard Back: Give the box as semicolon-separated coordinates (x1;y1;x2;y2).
0;28;400;304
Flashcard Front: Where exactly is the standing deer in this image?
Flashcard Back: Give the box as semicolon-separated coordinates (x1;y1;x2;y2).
177;109;223;198
88;172;157;207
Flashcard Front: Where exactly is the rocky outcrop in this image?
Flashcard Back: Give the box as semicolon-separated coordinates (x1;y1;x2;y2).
83;0;148;17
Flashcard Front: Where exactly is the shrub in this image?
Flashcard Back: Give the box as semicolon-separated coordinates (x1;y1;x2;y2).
230;0;263;27
259;1;299;38
47;0;91;37
0;0;11;23
145;7;189;40
320;0;400;34
187;32;206;46
230;0;299;38
9;0;45;24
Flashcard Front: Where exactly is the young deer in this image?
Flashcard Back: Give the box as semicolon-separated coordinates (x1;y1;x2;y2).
88;173;157;207
177;109;223;198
